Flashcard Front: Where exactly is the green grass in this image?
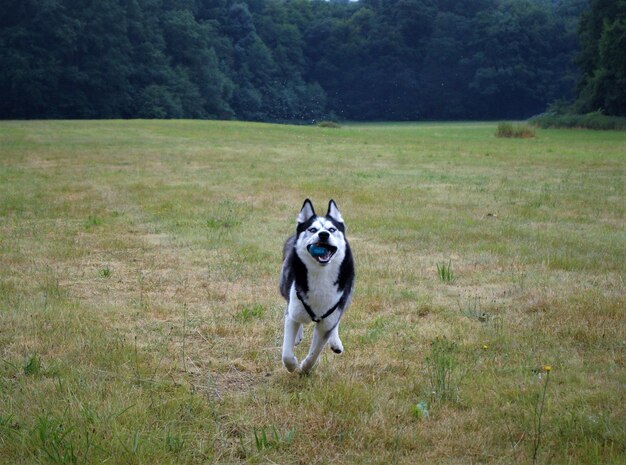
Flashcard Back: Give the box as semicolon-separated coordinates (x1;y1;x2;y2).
1;120;624;464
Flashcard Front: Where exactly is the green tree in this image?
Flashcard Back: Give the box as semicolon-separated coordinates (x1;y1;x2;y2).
0;0;590;121
161;8;233;118
0;0;77;118
464;0;581;118
576;0;626;116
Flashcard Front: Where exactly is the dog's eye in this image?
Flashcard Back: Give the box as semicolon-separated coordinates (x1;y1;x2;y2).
308;227;318;233
328;227;336;233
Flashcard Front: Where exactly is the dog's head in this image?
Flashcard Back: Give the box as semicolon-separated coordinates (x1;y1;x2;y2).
294;199;347;267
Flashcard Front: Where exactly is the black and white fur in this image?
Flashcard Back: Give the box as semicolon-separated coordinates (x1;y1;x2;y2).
279;199;355;373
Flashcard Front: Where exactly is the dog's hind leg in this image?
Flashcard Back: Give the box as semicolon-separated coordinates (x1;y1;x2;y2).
295;324;304;346
327;324;343;354
300;324;328;374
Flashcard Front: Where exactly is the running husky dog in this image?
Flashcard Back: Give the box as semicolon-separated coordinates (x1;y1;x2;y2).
279;199;355;373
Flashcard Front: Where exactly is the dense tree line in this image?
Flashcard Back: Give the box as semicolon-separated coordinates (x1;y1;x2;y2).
0;0;589;121
574;0;626;116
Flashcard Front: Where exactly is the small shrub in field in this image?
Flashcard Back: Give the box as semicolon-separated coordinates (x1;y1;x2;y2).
529;111;626;130
99;267;111;278
85;215;103;229
317;120;341;128
23;354;41;376
496;122;535;138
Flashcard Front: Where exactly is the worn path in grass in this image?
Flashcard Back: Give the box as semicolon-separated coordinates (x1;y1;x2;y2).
0;120;624;464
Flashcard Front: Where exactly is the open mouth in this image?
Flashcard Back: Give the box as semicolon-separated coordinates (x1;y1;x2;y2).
307;243;338;264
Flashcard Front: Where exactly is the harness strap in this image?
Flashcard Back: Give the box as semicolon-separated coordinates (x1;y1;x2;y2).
296;290;343;323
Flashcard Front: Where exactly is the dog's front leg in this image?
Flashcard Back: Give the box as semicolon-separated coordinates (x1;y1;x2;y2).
327;323;343;354
300;324;328;374
282;315;300;372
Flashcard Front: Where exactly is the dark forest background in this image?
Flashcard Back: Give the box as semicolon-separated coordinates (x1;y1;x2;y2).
1;0;623;121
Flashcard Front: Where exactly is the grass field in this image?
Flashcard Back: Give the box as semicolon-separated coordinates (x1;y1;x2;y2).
0;120;624;464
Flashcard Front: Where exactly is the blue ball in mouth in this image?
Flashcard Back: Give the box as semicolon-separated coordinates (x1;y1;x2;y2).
309;245;328;257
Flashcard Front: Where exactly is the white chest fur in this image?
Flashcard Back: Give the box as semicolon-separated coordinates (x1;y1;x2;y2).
304;264;343;312
296;246;345;310
288;250;345;323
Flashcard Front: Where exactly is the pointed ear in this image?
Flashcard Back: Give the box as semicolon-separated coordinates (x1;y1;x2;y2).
297;199;316;223
327;199;344;223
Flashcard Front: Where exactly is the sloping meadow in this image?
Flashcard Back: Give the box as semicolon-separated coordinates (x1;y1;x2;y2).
1;120;624;464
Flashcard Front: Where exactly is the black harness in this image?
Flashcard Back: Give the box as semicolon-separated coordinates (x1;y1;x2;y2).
296;289;344;323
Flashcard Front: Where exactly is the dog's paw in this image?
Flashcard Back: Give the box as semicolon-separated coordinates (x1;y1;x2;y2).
299;357;316;374
282;355;298;373
328;337;343;354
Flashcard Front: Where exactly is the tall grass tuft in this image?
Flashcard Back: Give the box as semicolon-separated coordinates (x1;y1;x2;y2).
496;122;535;138
425;337;460;403
253;426;296;452
236;304;265;323
35;413;79;464
436;260;455;283
316;120;341;128
532;365;552;464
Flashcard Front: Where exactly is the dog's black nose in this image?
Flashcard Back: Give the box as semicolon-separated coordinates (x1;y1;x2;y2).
318;231;330;241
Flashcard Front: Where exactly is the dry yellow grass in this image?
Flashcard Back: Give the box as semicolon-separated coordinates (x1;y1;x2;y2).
0;120;624;464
